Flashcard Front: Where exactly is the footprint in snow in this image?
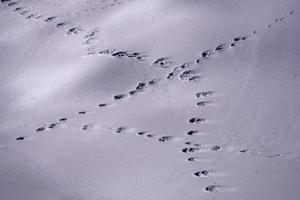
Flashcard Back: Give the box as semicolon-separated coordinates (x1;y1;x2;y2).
181;147;200;153
113;94;128;100
56;22;67;28
196;91;214;98
45;16;57;22
196;101;211;107
189;117;206;124
115;126;127;134
67;27;82;35
152;57;173;69
157;136;173;143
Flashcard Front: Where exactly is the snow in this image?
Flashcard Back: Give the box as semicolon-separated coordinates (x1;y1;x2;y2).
1;0;300;199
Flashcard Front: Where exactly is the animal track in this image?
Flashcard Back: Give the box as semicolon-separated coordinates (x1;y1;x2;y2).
16;136;25;141
204;184;221;193
179;70;197;80
196;91;213;98
56;22;67;28
35;127;45;132
157;136;173;143
152;57;172;69
113;94;128;100
181;147;200;153
196;101;211;107
189;117;206;124
193;170;212;177
116;126;127;134
186;130;202;136
45;16;57;22
98;48;147;61
67;27;82;35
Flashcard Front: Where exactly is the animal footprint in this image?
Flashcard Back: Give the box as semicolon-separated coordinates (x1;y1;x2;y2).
45;16;57;22
35;127;45;132
98;103;109;107
157;136;173;143
59;118;67;122
56;22;67;28
189;117;206;124
204;184;221;193
187;157;213;162
113;94;128;100
181;147;200;153
82;124;94;131
8;1;19;7
188;75;201;82
186;130;203;136
179;70;197;80
193;170;212;177
67;27;82;35
196;91;213;98
16;136;25;141
211;145;221;151
48;123;58;129
115;126;127;134
152;57;172;69
215;44;229;52
196;101;211;107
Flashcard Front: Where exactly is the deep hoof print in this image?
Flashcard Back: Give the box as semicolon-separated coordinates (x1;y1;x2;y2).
35;127;45;132
189;117;206;124
204;184;221;193
193;170;211;177
45;16;57;22
196;91;213;98
67;27;82;35
181;147;200;153
113;94;127;100
158;136;173;143
152;57;172;69
116;127;126;134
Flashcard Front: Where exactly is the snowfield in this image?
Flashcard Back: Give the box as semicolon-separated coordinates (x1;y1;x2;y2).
1;0;300;199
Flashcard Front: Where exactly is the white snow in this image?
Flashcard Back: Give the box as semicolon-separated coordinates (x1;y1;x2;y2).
1;0;300;199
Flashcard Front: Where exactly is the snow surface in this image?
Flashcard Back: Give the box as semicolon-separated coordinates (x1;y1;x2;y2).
1;0;300;199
